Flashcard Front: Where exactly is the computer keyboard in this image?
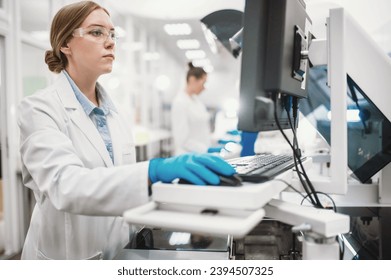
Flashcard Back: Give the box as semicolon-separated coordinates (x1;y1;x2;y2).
227;153;297;183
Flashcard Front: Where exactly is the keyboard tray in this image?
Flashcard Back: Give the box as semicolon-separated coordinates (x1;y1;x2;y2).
151;168;294;211
123;201;265;238
228;153;303;183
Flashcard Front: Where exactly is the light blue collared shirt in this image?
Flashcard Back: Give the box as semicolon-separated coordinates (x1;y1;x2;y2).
63;70;117;163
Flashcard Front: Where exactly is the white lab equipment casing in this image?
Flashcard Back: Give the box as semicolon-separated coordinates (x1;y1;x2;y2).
123;202;265;238
123;170;293;238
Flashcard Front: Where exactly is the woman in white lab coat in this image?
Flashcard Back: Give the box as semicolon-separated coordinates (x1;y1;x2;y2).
18;1;235;260
171;63;221;155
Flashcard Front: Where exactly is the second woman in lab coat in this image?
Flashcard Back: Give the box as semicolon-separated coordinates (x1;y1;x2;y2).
171;63;221;155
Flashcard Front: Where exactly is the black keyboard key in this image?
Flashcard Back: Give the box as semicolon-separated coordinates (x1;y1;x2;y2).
227;153;300;183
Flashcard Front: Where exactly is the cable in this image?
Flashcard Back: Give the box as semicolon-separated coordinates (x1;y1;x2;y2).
271;178;312;204
290;97;323;208
286;108;315;204
280;95;314;204
272;93;322;207
287;106;316;198
272;94;350;258
300;191;337;212
289;97;313;198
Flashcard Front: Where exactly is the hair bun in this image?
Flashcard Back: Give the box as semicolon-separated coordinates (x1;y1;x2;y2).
188;62;194;69
45;50;64;73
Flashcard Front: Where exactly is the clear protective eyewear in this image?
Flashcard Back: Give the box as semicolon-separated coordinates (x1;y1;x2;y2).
72;26;118;44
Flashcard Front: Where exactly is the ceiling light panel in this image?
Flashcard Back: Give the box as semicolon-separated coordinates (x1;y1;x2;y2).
185;50;206;59
192;58;211;67
164;23;192;36
176;39;200;49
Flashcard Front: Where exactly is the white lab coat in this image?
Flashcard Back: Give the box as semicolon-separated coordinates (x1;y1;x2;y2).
171;92;212;155
18;72;150;259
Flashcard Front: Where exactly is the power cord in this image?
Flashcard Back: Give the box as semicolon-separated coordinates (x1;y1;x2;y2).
287;106;317;205
272;178;311;204
272;93;322;208
269;93;347;258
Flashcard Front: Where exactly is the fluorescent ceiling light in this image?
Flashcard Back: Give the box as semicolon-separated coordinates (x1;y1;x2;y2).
192;58;214;72
164;23;192;36
176;39;200;49
192;58;211;67
185;50;206;60
204;64;214;73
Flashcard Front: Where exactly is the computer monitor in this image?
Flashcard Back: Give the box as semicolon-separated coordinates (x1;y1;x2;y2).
238;0;311;132
301;66;391;183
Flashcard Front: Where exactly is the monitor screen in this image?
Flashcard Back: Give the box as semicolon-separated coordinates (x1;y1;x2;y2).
301;66;391;183
238;0;311;132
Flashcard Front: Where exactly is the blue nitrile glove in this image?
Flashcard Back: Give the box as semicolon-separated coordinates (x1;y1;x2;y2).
226;129;242;136
149;153;236;185
218;139;240;145
240;131;258;157
207;145;224;153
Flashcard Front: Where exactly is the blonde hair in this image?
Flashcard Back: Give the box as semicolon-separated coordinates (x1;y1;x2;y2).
45;1;109;73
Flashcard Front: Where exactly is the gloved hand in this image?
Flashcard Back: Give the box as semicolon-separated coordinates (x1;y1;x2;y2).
149;153;236;185
217;139;240;145
240;131;258;157
207;146;224;153
226;129;242;136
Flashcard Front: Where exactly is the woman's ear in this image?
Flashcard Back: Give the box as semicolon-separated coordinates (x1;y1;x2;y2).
60;44;71;55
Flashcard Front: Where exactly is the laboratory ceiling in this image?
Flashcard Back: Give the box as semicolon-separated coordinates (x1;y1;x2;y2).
21;0;391;72
109;0;391;70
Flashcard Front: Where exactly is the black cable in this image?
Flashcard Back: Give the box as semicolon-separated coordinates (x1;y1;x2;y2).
272;178;312;204
272;93;322;207
273;95;349;258
286;113;316;205
281;96;312;200
300;191;337;212
290;97;323;208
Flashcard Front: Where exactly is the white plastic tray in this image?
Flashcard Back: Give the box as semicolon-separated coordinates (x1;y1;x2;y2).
151;169;293;211
123;201;265;238
123;158;312;237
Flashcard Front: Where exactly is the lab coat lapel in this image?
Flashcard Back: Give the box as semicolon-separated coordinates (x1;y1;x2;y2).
108;109;136;166
109;113;123;165
69;109;114;167
55;73;114;167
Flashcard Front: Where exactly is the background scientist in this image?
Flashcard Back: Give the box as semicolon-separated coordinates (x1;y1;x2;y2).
171;62;223;155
